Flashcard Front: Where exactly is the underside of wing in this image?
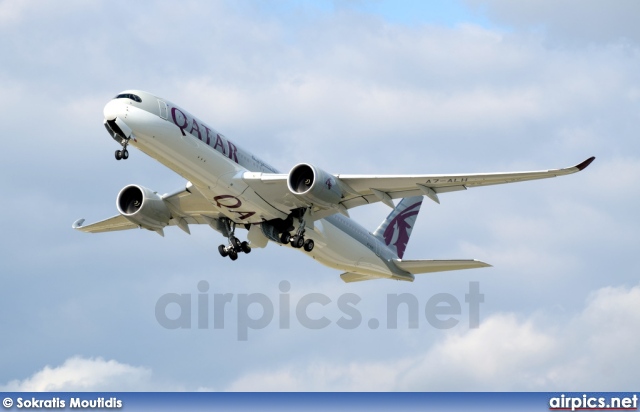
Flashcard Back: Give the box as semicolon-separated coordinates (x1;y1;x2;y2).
72;183;226;234
72;215;137;233
162;184;226;225
243;157;595;217
336;156;595;209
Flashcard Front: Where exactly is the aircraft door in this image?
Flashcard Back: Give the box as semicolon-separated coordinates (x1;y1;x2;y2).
157;100;168;119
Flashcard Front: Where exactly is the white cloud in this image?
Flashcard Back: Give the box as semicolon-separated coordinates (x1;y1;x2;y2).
225;358;415;392
0;0;40;24
545;284;640;388
1;0;639;393
0;357;156;391
7;280;639;392
0;0;94;25
465;0;640;45
224;283;640;391
585;156;640;199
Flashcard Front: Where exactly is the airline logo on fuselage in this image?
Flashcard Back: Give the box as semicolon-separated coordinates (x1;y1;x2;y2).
170;106;239;164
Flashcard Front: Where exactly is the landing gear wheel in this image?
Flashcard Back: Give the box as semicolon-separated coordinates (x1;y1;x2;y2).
291;235;304;249
240;241;251;254
303;239;314;252
228;250;238;261
218;245;228;257
231;236;241;250
280;232;291;244
115;150;122;160
122;149;129;160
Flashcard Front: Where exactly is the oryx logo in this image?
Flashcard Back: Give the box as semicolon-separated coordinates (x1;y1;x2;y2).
325;178;333;190
382;201;422;258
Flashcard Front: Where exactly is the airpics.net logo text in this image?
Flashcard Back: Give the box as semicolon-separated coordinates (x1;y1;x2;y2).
154;281;484;341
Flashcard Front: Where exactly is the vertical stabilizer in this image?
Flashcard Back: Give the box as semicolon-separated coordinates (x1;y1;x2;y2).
373;196;423;259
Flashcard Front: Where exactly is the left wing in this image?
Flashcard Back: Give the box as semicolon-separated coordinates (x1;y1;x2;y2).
243;156;595;213
73;215;137;233
337;156;595;208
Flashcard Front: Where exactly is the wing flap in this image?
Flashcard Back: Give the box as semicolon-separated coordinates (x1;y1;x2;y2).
163;184;224;216
393;259;492;275
242;172;309;210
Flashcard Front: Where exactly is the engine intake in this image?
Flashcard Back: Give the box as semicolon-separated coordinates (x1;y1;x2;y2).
116;185;171;231
287;163;343;207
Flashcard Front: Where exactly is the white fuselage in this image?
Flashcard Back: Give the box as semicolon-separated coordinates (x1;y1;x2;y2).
103;91;398;278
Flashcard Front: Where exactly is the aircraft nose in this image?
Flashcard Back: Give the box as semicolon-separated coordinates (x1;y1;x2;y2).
103;99;127;121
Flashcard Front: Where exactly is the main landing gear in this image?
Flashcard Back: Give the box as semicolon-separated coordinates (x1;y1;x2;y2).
115;149;129;160
218;220;251;261
281;209;314;253
115;137;131;161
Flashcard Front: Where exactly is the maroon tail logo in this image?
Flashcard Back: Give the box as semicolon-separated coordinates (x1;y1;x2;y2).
325;178;333;190
382;201;422;258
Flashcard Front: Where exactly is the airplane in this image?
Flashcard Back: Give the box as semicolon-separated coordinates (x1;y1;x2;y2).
72;90;595;282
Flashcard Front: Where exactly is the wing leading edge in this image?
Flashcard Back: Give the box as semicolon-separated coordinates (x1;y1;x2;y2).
335;156;595;209
72;215;137;233
243;156;595;214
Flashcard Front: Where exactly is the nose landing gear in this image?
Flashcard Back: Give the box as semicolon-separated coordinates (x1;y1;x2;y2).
115;137;131;161
115;148;129;160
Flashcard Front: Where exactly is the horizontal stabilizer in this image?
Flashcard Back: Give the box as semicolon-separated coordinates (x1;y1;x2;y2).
340;272;380;283
340;271;415;283
393;259;491;275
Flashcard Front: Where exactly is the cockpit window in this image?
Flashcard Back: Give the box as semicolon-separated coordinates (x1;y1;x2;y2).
115;93;142;103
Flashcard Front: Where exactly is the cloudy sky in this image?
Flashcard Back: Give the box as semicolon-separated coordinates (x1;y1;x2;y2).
1;0;639;391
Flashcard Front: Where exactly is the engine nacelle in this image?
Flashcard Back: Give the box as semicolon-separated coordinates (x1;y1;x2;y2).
116;184;171;231
287;163;343;208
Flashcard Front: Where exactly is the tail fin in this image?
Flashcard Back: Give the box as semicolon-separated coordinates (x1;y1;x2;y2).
373;196;423;259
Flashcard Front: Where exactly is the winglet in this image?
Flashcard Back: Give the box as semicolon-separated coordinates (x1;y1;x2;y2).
72;219;85;229
576;156;595;171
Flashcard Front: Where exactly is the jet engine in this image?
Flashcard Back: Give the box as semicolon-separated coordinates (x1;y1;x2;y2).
116;184;171;231
287;163;343;208
259;216;294;244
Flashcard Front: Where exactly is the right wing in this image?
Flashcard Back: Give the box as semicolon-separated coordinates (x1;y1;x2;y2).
72;184;225;234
